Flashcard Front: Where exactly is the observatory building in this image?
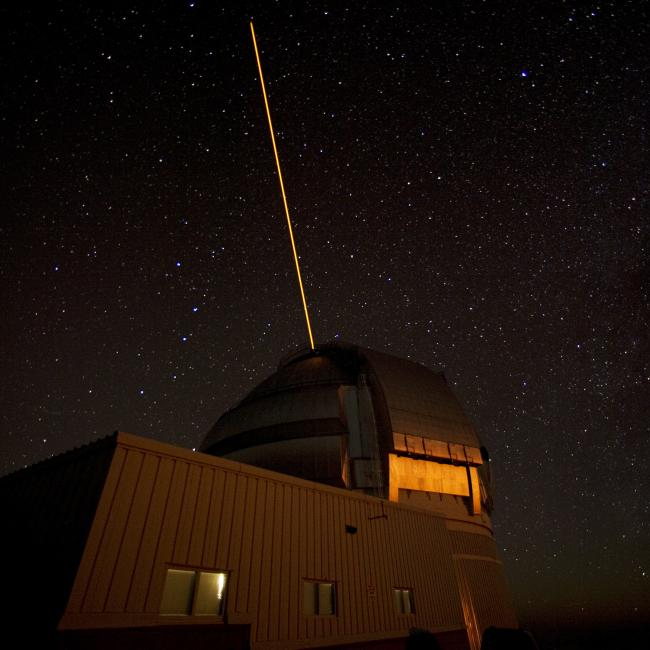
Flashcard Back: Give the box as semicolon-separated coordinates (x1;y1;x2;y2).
2;342;517;650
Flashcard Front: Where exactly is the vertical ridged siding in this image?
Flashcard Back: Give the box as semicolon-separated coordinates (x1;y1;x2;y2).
449;529;519;650
461;557;517;628
65;434;516;648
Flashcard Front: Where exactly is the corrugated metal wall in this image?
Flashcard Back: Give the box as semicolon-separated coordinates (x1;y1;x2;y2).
62;434;515;648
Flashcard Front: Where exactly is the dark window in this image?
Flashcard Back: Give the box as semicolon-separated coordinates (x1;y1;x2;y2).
394;587;414;614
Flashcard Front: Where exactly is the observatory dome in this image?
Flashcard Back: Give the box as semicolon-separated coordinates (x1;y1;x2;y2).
201;341;492;518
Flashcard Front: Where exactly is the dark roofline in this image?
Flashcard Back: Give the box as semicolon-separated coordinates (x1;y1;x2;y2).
0;432;118;483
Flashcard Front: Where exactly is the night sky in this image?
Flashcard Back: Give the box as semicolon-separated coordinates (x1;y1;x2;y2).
2;1;648;644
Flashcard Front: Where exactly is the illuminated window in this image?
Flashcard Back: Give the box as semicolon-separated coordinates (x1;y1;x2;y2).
160;569;195;615
303;580;336;616
160;568;228;616
394;588;414;614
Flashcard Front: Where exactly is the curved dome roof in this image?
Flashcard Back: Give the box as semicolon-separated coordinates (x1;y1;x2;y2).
201;342;482;483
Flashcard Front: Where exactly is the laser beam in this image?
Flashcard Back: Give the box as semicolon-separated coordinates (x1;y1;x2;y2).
250;21;315;350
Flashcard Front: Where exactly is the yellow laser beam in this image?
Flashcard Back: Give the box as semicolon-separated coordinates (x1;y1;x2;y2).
250;21;315;350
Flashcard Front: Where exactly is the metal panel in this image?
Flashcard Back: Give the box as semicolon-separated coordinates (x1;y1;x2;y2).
454;557;518;650
362;348;480;447
204;385;343;450
468;467;481;515
144;459;190;613
187;466;214;567
449;531;498;561
82;449;144;612
234;475;257;614
224;436;343;486
201;468;226;570
126;456;175;612
388;454;471;502
172;463;201;565
405;434;426;456
105;453;160;612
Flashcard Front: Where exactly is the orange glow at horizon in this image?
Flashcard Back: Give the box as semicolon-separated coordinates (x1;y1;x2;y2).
250;21;315;350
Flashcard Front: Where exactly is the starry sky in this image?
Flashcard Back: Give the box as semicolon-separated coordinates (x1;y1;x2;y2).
1;1;648;644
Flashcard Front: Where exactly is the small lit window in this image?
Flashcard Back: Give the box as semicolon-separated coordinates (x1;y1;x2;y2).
394;588;414;614
194;571;228;615
160;568;228;616
303;580;336;616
